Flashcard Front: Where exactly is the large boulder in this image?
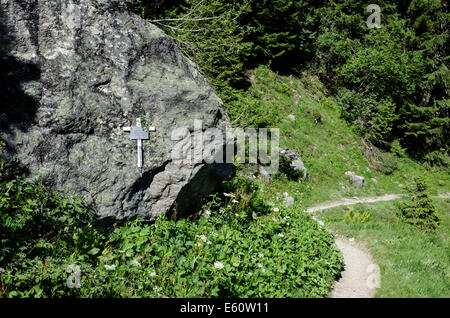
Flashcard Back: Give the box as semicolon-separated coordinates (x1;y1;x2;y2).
345;171;366;188
0;0;234;222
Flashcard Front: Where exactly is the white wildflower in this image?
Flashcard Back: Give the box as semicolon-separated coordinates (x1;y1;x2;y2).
283;216;290;219
278;233;284;238
232;199;239;204
349;237;355;242
214;261;224;269
198;235;207;243
257;263;263;268
204;210;211;217
104;264;116;271
149;271;156;277
258;253;264;258
130;260;141;268
273;208;279;212
223;192;235;198
318;220;324;226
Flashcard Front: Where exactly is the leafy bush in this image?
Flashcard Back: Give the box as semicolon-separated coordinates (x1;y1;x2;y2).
396;177;441;231
344;206;372;223
390;139;407;158
378;152;398;175
0;167;343;298
0;163;108;297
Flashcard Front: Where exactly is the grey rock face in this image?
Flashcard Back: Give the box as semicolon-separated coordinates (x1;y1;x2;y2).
0;0;233;221
350;175;366;188
345;171;366;188
279;148;307;180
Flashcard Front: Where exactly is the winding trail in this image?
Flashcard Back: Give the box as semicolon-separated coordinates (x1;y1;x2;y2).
306;193;450;298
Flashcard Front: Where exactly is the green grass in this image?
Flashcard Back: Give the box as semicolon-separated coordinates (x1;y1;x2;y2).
316;198;450;298
230;65;450;298
231;65;449;210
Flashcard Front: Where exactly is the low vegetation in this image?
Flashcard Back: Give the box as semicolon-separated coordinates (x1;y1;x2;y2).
0;167;343;298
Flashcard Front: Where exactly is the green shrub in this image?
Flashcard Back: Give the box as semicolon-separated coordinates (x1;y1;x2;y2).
379;152;398;175
390;139;407;158
0;167;343;298
344;206;372;223
396;177;441;231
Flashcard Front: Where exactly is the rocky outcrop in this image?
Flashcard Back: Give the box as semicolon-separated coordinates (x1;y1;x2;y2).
279;148;308;180
345;172;366;188
0;0;234;222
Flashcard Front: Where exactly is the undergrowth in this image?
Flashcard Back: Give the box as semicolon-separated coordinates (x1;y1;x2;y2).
0;165;343;298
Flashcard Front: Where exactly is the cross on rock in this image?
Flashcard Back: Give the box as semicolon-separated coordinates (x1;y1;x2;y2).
123;118;156;168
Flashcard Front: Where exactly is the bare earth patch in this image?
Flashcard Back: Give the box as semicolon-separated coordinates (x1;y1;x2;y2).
330;237;378;298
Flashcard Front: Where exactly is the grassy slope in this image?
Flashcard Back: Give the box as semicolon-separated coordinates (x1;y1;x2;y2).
231;65;449;297
235;65;449;205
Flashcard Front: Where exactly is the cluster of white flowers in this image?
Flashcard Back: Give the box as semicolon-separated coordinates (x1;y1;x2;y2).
149;271;156;277
258;253;264;258
214;261;225;269
223;192;236;198
130;260;141;268
197;234;212;245
273;207;279;212
232;199;239;204
204;210;211;217
104;264;116;271
257;263;263;268
278;233;284;238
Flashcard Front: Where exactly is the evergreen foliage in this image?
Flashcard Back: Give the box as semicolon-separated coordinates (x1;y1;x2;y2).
396;176;441;231
129;0;449;164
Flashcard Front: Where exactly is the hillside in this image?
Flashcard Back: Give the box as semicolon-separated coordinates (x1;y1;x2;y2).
229;65;449;298
232;65;449;205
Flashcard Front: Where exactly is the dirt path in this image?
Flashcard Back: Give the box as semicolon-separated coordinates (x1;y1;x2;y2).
307;192;449;298
329;237;379;298
306;195;389;298
306;194;402;214
307;192;450;214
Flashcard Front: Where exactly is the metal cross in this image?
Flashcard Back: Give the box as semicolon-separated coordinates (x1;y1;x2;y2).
123;118;156;168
